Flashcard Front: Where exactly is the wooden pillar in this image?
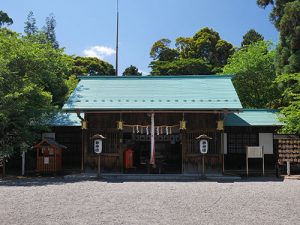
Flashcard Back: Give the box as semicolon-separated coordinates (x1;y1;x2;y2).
2;159;5;178
83;129;89;169
220;131;225;174
119;130;123;173
81;129;84;172
287;161;291;176
150;113;155;165
83;114;89;170
181;130;187;174
22;151;25;176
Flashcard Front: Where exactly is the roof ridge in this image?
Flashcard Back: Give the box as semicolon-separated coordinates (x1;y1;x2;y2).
77;75;234;79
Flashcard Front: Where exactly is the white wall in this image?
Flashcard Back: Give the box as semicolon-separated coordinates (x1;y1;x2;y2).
259;133;273;154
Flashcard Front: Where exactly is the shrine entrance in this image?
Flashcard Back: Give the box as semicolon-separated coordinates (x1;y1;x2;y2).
123;132;182;174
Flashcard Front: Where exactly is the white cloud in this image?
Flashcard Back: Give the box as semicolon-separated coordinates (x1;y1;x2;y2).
83;46;116;59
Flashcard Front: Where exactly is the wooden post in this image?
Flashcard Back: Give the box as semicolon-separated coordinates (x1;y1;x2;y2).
202;154;206;178
246;146;248;177
287;161;290;176
2;159;5;178
97;154;101;178
262;147;265;176
81;129;84;173
22;151;25;176
221;132;225;174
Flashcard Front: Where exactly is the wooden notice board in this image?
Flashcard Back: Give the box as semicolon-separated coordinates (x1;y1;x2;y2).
246;146;264;176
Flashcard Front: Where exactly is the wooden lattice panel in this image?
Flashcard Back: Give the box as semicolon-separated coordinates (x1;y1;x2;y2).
278;139;300;164
0;156;3;168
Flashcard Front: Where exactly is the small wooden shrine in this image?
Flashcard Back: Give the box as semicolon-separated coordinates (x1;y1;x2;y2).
33;139;66;173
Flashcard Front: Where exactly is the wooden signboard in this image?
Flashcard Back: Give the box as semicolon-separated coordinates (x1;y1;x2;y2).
247;147;263;158
246;146;264;176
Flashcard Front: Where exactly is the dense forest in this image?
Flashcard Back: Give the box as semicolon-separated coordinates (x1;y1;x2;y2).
0;0;299;158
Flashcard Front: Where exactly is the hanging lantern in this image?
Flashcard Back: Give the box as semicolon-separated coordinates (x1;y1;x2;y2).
81;120;88;130
179;120;186;130
216;120;224;131
116;121;124;130
180;113;187;130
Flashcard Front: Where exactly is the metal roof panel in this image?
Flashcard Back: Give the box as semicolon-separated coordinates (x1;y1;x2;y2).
225;109;284;126
63;75;243;111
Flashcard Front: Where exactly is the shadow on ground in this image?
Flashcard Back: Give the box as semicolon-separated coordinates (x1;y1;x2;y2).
0;175;287;187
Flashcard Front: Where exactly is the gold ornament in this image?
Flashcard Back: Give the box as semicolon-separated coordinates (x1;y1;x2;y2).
217;120;224;131
116;121;124;130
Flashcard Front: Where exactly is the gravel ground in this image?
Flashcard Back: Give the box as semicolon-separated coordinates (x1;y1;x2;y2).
0;178;299;225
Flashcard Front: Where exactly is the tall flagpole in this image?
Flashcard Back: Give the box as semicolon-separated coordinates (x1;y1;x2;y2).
115;0;119;76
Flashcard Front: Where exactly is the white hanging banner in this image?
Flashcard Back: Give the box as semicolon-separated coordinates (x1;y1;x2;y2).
150;113;155;165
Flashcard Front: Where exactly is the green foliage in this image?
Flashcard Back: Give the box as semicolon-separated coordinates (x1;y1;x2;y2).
65;74;79;96
43;13;59;49
275;73;300;134
223;41;280;108
0;11;13;27
150;39;179;61
241;29;264;47
149;27;234;75
150;58;213;75
257;0;293;30
24;11;38;36
257;0;300;133
276;1;300;74
72;56;115;76
0;29;72;156
123;65;142;76
257;0;300;74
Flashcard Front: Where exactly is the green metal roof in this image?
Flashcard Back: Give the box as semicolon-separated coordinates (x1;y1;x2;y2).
49;112;82;127
225;109;284;126
63;75;242;111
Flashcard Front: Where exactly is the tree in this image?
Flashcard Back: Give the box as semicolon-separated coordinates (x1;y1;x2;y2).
150;39;179;61
275;73;300;134
123;65;142;76
176;27;234;72
71;56;115;76
149;27;234;75
0;29;72;157
150;58;212;75
241;29;264;47
223;41;280;108
24;11;38;36
257;0;300;134
257;0;300;74
275;1;300;74
43;13;59;49
257;0;294;29
0;11;13;28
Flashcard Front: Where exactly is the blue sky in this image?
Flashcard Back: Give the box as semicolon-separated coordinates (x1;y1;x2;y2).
2;0;277;75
